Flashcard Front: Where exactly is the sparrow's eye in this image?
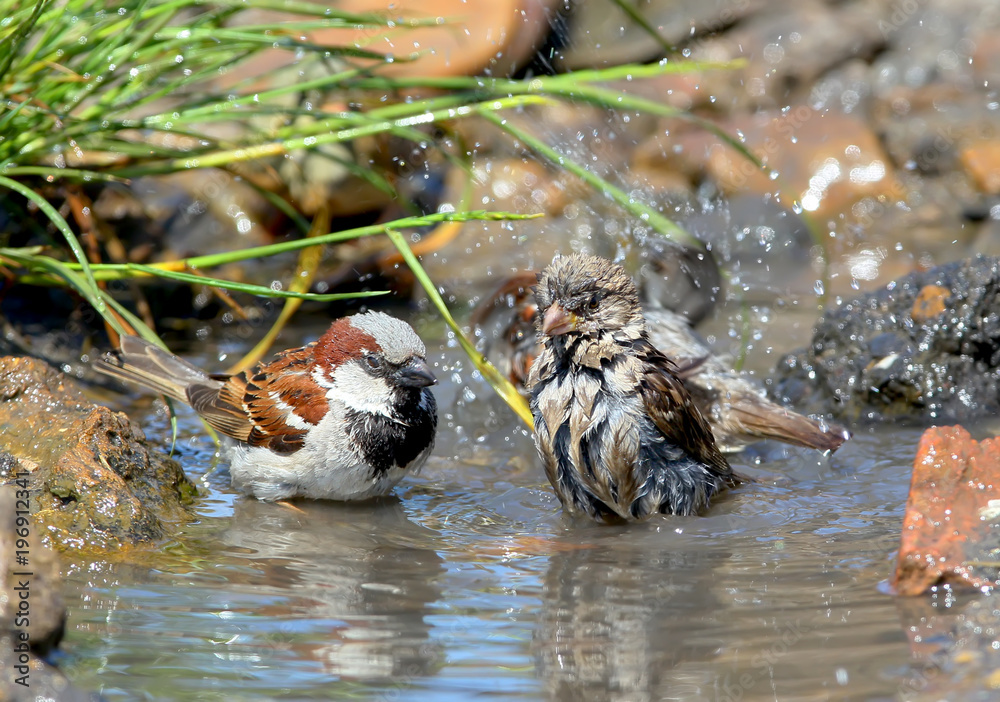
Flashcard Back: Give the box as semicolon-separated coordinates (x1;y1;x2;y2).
587;293;601;310
364;354;383;371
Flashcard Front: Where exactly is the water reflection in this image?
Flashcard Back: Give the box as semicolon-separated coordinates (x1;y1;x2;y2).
532;527;732;701
892;593;1000;701
60;411;961;700
219;497;446;683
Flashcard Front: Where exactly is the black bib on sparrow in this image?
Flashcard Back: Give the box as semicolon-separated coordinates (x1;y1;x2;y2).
345;390;437;476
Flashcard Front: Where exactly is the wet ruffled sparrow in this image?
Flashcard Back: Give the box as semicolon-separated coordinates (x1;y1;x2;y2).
476;272;848;454
527;254;741;521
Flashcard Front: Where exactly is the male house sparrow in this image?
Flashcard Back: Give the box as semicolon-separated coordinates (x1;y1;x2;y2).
527;254;740;521
476;275;848;453
96;311;437;502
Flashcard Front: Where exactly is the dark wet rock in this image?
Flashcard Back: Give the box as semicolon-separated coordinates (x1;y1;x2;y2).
892;426;1000;596
874;85;967;173
0;311;104;385
872;0;989;92
125;173;274;261
634;239;722;325
0;357;196;553
874;87;999;197
692;0;889;110
774;256;1000;423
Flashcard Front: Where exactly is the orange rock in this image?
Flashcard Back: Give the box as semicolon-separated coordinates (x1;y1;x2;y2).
702;108;901;220
910;284;950;324
959;141;1000;195
224;1;557;97
312;0;558;78
892;426;1000;596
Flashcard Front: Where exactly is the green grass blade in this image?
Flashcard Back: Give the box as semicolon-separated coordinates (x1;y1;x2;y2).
0;175;110;320
607;0;676;54
382;227;534;428
478;111;700;249
46;211;543;278
0;249;127;337
1;167;127;182
0;0;50;86
97;286;163;345
123;263;390;301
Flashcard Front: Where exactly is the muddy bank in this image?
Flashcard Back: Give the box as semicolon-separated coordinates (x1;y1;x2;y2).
0;357;196;553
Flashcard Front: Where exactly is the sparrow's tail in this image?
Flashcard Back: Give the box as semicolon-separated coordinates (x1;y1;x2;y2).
722;394;850;453
95;335;216;405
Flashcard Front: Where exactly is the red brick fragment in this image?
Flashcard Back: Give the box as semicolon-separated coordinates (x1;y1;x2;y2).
893;426;1000;596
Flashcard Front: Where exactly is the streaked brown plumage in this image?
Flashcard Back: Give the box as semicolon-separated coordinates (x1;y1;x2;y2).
96;312;437;501
475;270;849;454
527;254;741;522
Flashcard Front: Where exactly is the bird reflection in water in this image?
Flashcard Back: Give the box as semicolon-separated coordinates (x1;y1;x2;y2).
532;529;733;701
216;496;445;684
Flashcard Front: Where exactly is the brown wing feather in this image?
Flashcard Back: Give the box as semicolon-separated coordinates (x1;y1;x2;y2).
187;382;253;441
635;339;733;480
216;344;328;454
96;335;214;405
711;392;849;452
97;335;331;451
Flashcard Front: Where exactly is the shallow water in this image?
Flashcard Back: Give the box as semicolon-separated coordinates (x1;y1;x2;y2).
55;319;997;701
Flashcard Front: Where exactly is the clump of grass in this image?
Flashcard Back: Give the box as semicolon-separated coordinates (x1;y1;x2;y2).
0;0;395;172
0;0;759;426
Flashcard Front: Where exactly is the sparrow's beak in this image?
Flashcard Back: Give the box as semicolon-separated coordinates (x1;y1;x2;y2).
396;357;437;388
541;303;578;336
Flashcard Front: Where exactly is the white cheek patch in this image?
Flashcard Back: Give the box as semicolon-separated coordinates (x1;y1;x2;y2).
317;363;395;415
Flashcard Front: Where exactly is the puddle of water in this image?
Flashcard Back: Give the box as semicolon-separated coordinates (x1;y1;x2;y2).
52;319;983;702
